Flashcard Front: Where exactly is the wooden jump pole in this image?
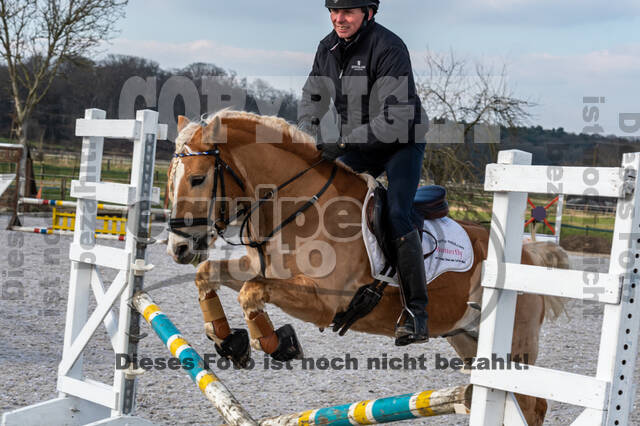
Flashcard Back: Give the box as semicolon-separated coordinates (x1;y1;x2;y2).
259;385;471;426
9;225;127;240
132;291;259;426
132;291;471;426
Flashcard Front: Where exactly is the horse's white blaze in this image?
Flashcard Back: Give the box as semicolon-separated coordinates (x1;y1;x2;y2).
167;160;189;259
172;160;185;205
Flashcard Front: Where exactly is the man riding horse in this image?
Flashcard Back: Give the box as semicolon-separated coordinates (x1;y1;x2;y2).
298;0;429;345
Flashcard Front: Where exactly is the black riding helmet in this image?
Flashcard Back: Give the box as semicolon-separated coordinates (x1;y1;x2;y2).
325;0;379;13
326;0;379;36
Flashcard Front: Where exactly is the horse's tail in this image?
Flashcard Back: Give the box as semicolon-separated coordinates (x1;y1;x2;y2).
543;294;567;321
523;241;570;321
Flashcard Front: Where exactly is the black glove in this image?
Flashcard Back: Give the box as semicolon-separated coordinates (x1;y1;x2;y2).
319;140;349;162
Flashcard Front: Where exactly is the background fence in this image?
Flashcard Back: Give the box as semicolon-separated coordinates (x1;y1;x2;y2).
0;148;170;208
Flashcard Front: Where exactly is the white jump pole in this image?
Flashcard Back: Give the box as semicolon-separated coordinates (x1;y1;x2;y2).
18;197;170;215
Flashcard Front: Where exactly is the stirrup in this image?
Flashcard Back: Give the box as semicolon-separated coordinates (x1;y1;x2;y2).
394;309;429;346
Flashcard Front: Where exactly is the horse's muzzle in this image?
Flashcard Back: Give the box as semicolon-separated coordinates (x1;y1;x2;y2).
168;228;210;265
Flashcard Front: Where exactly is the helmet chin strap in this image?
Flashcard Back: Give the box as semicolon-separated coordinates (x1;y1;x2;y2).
342;9;370;42
360;9;370;29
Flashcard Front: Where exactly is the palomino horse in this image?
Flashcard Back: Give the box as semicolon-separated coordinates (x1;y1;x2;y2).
166;110;568;426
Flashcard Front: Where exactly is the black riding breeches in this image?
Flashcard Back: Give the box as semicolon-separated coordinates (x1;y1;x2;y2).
339;142;426;240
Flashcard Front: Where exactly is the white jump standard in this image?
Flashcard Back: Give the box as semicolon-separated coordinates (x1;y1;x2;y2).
471;149;640;426
2;109;167;426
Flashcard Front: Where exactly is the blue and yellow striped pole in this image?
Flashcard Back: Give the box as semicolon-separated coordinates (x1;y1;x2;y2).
259;385;471;426
133;291;470;426
132;292;258;426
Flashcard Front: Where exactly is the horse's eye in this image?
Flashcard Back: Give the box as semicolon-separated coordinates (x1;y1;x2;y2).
190;175;206;186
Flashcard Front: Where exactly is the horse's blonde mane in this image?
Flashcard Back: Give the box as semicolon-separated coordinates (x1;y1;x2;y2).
173;109;316;155
171;109;377;190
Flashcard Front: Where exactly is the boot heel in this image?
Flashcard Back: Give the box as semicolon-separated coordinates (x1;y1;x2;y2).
394;310;429;346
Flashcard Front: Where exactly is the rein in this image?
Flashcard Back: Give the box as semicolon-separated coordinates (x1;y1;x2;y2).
231;158;337;276
168;146;338;276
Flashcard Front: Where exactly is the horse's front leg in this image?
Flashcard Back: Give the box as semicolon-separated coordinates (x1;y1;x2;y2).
195;255;259;368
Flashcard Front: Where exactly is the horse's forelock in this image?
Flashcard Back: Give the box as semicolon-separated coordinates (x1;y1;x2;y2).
174;121;203;154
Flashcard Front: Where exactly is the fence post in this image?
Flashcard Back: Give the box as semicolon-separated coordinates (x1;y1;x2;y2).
470;149;532;426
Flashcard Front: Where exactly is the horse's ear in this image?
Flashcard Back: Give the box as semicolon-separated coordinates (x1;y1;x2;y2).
177;115;190;133
203;115;226;147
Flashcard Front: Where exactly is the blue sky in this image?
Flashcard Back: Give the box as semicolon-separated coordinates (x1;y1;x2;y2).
102;0;640;136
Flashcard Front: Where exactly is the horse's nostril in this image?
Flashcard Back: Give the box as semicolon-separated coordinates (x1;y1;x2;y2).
175;244;189;258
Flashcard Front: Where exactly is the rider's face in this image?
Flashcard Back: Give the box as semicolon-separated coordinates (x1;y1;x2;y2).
330;8;366;40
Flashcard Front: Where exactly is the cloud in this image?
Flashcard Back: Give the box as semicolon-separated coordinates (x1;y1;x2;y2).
508;45;640;134
407;44;640;88
103;38;315;76
427;0;640;27
406;44;640;134
159;0;640;27
513;44;640;83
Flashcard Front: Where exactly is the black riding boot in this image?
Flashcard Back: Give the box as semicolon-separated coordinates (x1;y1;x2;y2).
393;229;429;346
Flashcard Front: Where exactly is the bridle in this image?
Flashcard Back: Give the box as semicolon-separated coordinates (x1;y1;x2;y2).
168;147;245;245
168;144;338;275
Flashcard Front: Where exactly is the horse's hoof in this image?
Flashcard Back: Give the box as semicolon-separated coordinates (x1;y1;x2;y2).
214;328;252;369
270;324;304;362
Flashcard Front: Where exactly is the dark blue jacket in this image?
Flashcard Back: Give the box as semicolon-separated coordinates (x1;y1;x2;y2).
298;19;428;160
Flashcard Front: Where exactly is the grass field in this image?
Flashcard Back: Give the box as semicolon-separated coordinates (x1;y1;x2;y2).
447;190;614;244
0;145;170;205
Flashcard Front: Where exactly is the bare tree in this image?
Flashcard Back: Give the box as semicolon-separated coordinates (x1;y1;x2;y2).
0;0;128;147
417;49;536;184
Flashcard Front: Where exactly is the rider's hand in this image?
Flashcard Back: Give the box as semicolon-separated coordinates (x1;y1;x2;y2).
319;139;349;162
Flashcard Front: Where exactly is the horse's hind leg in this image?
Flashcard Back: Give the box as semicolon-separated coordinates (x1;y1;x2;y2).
510;293;547;426
237;278;305;362
195;256;258;368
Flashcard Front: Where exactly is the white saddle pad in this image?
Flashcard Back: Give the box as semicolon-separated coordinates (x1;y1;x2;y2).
361;188;474;286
